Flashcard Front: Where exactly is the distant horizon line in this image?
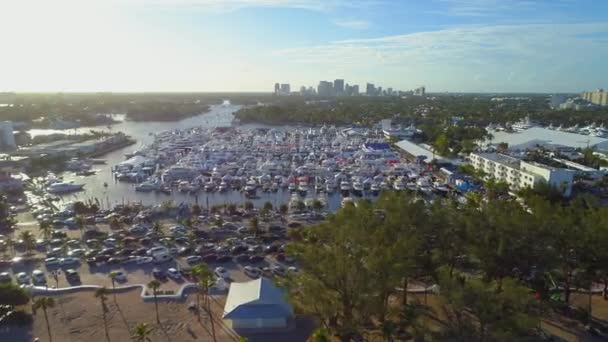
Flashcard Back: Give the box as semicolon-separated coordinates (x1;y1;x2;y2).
0;90;585;95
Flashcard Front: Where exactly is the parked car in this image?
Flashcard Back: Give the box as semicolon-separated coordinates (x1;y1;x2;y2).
59;257;80;266
113;271;127;281
216;255;232;263
0;272;11;283
45;257;60;266
32;270;47;284
167;268;181;280
147;246;168;256
214;267;229;279
234;254;249;263
16;272;30;284
271;265;286;276
186;255;202;265
136;256;153;264
65;269;80;282
152;268;166;279
248;255;265;263
202;254;218;262
243;266;261;278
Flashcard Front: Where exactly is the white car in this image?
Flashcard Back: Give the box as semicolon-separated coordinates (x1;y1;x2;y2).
32;270;47;284
214;267;229;279
167;268;181;280
136;256;153;264
147;246;168;256
0;272;11;283
113;271;127;281
59;257;80;266
103;238;117;246
287;266;299;273
243;266;261;278
16;272;30;284
67;249;85;257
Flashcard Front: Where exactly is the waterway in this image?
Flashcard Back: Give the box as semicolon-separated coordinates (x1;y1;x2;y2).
30;102;354;211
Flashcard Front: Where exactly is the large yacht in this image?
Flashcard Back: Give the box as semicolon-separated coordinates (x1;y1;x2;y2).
47;182;85;194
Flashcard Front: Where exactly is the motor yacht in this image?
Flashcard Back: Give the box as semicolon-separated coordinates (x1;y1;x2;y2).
47;182;85;194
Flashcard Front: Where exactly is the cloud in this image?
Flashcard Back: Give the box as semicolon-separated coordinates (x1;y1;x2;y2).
333;19;370;29
436;0;574;17
273;23;608;91
133;0;380;12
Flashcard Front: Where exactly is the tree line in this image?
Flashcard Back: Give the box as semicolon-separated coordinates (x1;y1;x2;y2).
280;191;608;341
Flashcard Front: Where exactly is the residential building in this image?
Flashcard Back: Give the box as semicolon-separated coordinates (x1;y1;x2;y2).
413;86;426;96
223;277;294;330
0;121;16;150
582;89;608;106
469;152;575;197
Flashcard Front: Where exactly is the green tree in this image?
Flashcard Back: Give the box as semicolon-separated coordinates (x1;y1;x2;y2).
33;297;55;342
109;272;118;302
250;216;260;237
192;263;214;320
308;328;331;342
191;203;202;217
0;194;15;233
131;322;152;342
38;220;53;242
244;201;254;212
148;280;161;324
19;231;36;255
263;201;273;212
109;217;122;231
151;221;163;236
434;134;449;156
0;282;30;306
312;199;324;212
279;204;288;216
75;215;86;240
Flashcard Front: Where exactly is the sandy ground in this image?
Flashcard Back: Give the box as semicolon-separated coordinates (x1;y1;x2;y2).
1;288;314;342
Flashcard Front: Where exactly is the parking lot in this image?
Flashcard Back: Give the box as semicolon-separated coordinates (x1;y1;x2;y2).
0;204;304;291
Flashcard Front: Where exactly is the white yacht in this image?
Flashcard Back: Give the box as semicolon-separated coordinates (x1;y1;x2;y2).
218;181;228;192
370;183;380;195
47;182;85;194
352;181;363;196
340;181;351;193
135;182;159;192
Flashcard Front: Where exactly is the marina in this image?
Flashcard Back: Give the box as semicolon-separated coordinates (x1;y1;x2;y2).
31;103;451;211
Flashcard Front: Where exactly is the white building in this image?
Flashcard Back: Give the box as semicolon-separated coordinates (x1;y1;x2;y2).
469;153;575;197
0;121;15;149
487;127;608;152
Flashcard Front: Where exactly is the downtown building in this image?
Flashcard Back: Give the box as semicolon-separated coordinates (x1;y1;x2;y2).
582;89;608;106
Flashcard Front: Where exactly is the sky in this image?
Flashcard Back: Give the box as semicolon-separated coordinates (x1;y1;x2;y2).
0;0;607;93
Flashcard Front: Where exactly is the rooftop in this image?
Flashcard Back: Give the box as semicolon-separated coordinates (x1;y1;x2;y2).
489;127;608;150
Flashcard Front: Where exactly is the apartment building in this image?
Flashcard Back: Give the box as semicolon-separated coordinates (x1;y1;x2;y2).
469;153;575;197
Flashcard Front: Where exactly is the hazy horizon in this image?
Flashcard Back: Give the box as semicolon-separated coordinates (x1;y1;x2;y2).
1;0;606;93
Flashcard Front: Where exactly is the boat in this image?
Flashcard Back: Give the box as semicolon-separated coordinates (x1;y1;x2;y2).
340;181;351;194
218;182;228;192
288;183;297;192
47;182;85;194
370;183;380;196
270;183;279;192
298;181;309;196
352;181;363;196
135;182;159;192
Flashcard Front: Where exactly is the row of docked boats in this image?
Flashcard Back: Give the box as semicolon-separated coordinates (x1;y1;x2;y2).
112;126;452;201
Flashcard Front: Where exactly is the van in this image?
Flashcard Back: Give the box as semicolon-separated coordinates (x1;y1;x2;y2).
153;252;171;263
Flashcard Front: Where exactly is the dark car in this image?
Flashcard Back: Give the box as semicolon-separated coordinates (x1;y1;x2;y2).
134;248;147;256
264;245;279;254
107;257;122;265
120;248;134;256
249;255;265;263
84;250;99;258
86;258;97;266
231;245;248;255
152;268;166;279
216;254;232;263
234;254;249;263
100;248;115;256
94;254;110;262
65;269;80;282
201;254;218;262
140;237;152;246
178;246;192;256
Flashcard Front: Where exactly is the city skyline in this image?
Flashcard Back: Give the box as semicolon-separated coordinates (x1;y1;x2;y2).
0;0;606;93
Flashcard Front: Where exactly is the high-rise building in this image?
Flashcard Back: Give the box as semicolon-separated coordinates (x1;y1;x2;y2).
0;121;16;150
413;86;426;96
352;85;359;95
274;83;280;95
280;84;291;95
318;81;334;97
582;89;608;106
366;83;375;96
333;79;345;95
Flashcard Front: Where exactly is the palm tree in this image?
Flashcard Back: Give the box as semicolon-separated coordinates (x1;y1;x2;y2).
147;280;161;324
191;264;213;320
312;199;324;212
131;322;152;342
151;221;163;237
109;272;118;302
95;287;111;342
191;203;202;217
39;220;53;241
250;216;260;237
4;236;14;257
19;231;36;255
33;297;55;342
75;215;86;240
244;201;254;212
109;217;122;231
279;204;288;216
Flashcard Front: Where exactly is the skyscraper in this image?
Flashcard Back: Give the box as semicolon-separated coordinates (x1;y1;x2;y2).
366;83;375;96
274;83;280;95
280;84;291;95
333;79;344;95
318;81;334;97
352;85;359;95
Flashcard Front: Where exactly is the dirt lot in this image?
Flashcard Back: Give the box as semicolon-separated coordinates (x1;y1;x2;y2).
1;289;314;342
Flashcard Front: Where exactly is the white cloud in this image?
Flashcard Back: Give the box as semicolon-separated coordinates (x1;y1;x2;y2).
123;0;380;12
273;23;608;91
333;19;370;29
